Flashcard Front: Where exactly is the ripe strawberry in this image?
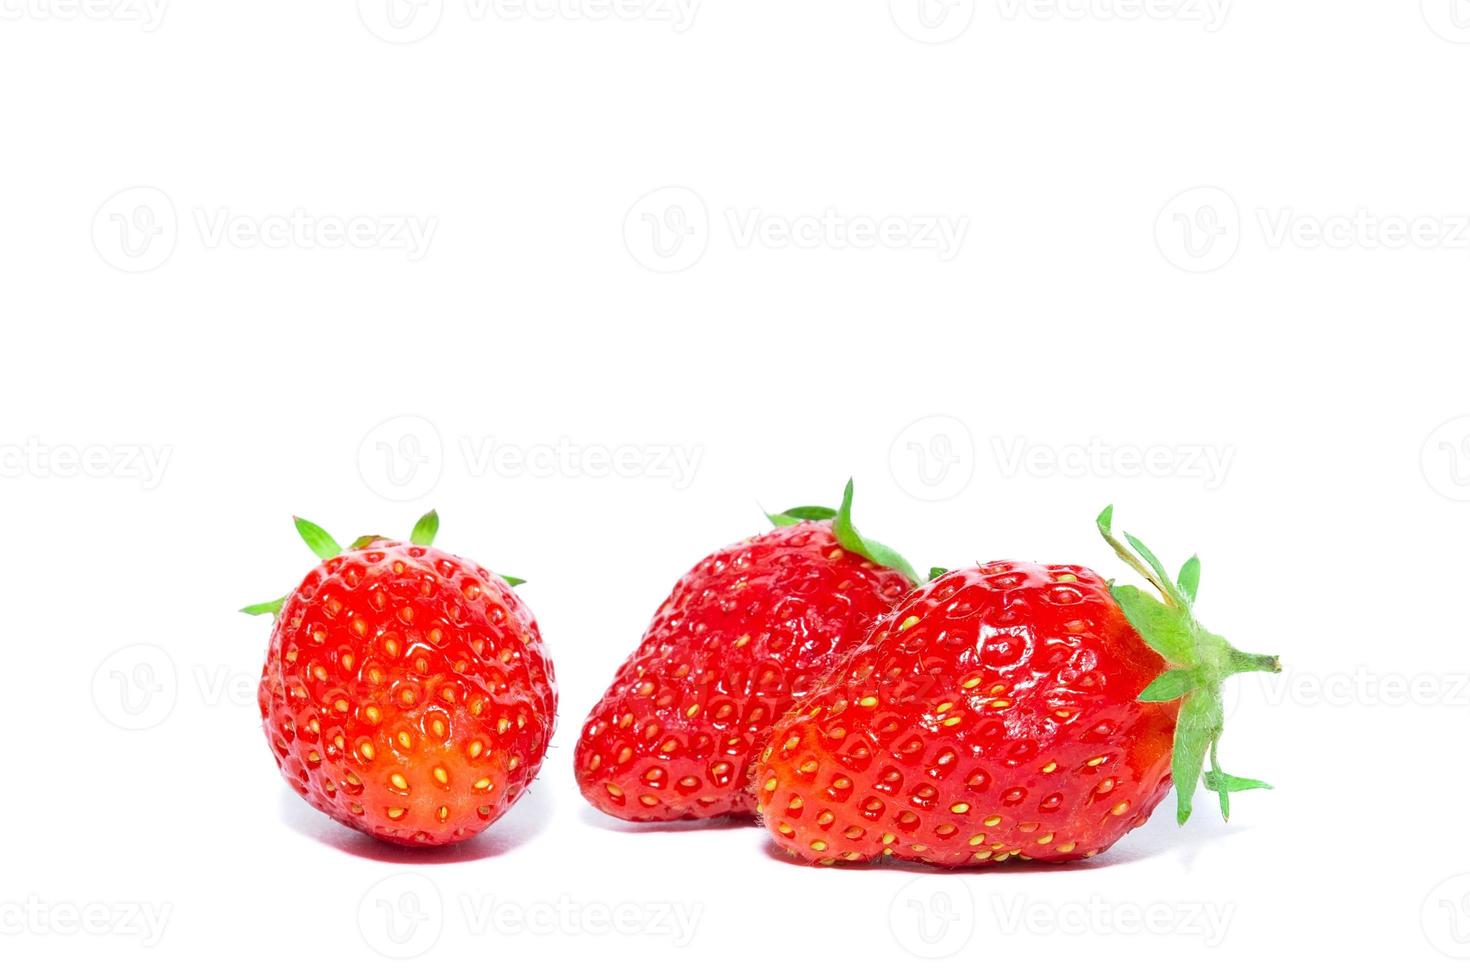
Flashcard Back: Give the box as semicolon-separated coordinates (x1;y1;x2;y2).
245;511;555;847
576;482;919;822
754;507;1279;867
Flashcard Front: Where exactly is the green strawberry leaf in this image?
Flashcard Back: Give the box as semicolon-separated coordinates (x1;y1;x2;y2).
928;567;949;581
1098;507;1167;598
831;480;921;586
1203;770;1272;794
1172;690;1223;825
1138;668;1198;703
1205;742;1272;821
1177;555;1201;605
1125;532;1174;595
1109;584;1197;666
240;596;285;617
410;510;440;546
501;575;526;587
766;505;839;528
294;517;342;561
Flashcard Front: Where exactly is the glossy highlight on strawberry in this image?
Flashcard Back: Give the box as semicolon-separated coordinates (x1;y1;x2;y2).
247;512;555;847
754;509;1279;867
576;482;918;822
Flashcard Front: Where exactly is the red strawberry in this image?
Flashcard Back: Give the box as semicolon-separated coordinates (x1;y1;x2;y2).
246;511;555;847
753;507;1279;867
576;482;919;821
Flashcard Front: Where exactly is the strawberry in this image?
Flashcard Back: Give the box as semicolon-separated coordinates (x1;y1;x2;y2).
245;511;555;847
576;482;919;822
753;507;1279;867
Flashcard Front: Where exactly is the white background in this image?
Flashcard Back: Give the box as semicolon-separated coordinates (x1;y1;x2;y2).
2;0;1468;974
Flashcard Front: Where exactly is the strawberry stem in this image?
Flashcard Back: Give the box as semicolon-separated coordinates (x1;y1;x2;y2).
1227;651;1281;675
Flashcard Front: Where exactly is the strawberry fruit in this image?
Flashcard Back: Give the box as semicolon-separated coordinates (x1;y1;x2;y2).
754;507;1279;867
576;482;919;822
246;511;555;847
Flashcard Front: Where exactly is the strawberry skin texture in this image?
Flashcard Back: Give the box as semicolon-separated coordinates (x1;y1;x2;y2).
575;522;912;821
258;540;556;846
754;561;1178;867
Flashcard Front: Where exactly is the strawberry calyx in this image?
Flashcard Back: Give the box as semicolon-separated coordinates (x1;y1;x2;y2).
1096;505;1281;826
766;479;922;586
240;510;523;618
